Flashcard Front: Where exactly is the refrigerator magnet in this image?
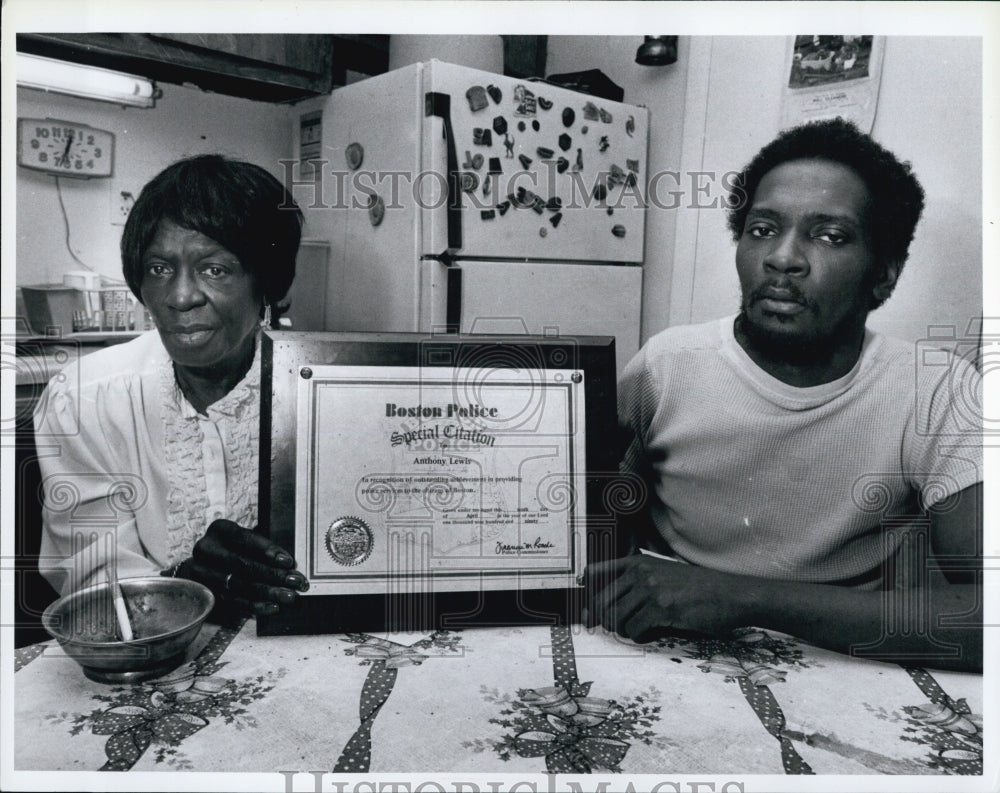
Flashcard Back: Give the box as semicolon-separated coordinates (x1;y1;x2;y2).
466;86;489;112
345;142;364;171
513;85;537;116
460;172;479;193
368;195;386;227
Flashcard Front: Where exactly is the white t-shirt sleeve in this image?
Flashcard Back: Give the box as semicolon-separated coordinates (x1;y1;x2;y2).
905;349;983;507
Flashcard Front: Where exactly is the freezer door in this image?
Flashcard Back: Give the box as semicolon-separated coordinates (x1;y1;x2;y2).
292;65;426;332
422;61;649;264
421;260;642;376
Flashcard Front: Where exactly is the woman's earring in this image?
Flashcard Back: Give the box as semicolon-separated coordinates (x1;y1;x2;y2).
260;302;272;329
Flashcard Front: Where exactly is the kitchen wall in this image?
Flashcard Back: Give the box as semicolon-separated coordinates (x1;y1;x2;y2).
549;35;983;348
16;84;293;287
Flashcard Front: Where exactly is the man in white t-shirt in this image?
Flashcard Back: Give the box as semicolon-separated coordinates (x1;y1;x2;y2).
585;118;983;671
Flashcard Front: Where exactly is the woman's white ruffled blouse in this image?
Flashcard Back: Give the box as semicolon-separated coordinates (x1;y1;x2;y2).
35;331;261;596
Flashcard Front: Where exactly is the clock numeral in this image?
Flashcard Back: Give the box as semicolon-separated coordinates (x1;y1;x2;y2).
75;160;83;170
87;135;95;145
94;148;102;158
35;127;49;138
38;152;48;163
86;160;95;169
30;139;40;150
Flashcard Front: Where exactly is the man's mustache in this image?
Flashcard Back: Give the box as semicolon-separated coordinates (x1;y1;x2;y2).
747;283;814;309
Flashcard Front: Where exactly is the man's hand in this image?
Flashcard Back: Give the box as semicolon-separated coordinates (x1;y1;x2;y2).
583;555;754;641
175;519;309;616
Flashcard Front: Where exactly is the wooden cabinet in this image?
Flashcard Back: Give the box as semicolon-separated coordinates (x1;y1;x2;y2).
17;33;389;103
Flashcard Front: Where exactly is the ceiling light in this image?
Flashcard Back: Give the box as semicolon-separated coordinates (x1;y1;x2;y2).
17;52;158;108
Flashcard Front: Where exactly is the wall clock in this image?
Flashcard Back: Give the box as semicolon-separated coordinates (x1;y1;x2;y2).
17;117;115;178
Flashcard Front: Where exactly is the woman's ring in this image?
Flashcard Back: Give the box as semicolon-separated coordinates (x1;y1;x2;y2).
224;573;233;591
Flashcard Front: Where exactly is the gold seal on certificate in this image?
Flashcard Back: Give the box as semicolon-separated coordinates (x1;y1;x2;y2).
325;517;374;566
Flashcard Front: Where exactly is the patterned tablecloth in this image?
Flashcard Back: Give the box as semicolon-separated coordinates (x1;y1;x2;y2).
12;619;984;779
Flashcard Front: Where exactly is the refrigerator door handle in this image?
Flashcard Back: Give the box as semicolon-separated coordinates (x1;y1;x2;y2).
424;91;463;257
446;265;462;334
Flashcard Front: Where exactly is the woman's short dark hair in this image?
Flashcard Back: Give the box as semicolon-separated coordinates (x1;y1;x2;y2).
726;118;925;308
121;154;303;306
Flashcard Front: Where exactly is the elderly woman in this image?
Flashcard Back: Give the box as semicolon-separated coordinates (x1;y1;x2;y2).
36;154;308;615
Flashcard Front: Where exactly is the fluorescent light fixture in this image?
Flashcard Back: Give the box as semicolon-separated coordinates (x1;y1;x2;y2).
17;52;157;108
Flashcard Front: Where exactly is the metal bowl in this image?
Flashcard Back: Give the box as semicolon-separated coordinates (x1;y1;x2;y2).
41;577;215;684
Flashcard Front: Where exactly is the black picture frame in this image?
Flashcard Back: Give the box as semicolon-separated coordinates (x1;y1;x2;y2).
256;331;626;636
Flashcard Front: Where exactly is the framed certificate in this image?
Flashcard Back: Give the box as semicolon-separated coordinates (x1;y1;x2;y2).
257;332;625;635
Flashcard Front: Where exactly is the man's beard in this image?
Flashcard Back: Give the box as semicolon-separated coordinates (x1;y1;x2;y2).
737;288;867;368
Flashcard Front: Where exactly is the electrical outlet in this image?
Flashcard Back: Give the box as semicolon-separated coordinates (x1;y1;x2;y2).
111;189;135;226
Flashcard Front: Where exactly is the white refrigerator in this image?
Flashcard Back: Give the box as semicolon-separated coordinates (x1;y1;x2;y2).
288;60;648;373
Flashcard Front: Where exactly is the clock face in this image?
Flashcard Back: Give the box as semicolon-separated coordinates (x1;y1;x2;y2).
17;118;114;178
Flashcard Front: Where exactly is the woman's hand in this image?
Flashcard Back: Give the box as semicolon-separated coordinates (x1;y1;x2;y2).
175;519;309;616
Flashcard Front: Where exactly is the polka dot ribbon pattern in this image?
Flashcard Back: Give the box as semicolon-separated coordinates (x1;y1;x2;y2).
333;659;399;773
96;622;246;771
509;625;632;774
15;643;46;672
333;634;452;773
34;620;253;772
902;666;982;774
737;675;814;774
550;624;583;693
